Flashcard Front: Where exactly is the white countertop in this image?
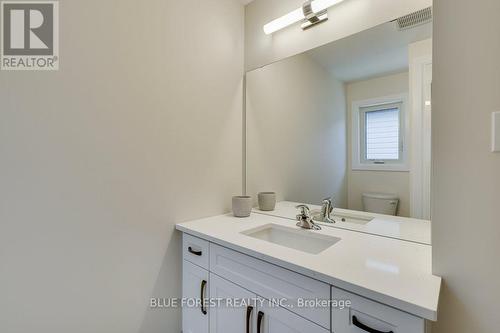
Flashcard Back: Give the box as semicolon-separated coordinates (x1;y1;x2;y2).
253;201;432;245
176;212;441;321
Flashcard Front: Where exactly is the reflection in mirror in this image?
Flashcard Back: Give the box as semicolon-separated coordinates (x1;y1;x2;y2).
246;17;433;244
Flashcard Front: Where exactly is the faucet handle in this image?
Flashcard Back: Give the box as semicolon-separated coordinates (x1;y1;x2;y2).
323;195;334;203
295;204;310;217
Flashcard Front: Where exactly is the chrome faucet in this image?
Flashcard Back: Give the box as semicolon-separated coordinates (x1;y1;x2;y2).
296;205;321;230
319;197;336;224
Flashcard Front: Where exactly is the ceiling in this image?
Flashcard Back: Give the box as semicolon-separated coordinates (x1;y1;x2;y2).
238;0;255;5
306;20;433;82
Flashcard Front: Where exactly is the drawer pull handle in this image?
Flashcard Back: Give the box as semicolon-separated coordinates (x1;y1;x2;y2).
188;247;202;256
257;311;264;333
352;316;393;333
200;280;207;315
246;306;254;333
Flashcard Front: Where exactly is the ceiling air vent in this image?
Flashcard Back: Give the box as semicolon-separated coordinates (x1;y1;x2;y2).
396;7;432;31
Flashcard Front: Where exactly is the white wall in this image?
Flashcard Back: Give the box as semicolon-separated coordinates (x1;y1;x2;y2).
245;0;432;71
347;72;411;216
0;1;244;332
246;54;347;206
432;0;500;332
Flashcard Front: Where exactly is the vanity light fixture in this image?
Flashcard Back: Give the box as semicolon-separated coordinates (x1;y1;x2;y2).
263;0;345;35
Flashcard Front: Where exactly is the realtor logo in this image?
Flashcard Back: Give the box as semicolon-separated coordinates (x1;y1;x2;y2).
1;1;59;70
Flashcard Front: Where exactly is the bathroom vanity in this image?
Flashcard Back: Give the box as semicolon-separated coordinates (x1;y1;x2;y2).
177;213;440;333
177;6;439;333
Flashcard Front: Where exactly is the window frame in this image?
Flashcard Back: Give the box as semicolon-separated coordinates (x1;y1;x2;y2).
351;94;409;172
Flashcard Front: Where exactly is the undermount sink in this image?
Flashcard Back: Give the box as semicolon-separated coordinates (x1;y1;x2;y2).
313;211;374;225
241;224;340;254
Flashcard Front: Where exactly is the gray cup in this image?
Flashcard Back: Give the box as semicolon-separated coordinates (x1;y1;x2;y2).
258;192;276;211
232;196;252;217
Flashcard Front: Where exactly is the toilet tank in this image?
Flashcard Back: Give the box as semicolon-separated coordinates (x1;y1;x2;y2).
362;193;399;216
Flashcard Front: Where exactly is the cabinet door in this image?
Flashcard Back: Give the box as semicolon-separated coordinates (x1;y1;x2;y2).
182;260;209;333
256;298;329;333
210;274;256;333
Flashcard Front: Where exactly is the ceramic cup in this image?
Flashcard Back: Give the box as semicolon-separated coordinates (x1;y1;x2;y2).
258;192;276;211
232;196;252;217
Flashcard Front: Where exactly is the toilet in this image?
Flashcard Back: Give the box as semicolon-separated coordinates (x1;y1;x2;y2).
362;193;399;216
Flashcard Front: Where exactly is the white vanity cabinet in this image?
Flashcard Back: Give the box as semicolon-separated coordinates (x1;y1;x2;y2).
181;233;429;333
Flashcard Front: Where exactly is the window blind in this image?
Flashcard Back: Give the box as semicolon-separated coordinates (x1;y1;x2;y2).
365;107;400;160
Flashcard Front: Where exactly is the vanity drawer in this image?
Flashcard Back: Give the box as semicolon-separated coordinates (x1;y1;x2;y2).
209;243;330;329
332;287;425;333
183;233;209;269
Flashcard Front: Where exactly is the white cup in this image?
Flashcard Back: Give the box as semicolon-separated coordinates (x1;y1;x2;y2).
258;192;276;211
232;196;252;217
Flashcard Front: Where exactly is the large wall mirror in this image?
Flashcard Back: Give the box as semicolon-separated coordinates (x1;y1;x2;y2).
246;11;433;244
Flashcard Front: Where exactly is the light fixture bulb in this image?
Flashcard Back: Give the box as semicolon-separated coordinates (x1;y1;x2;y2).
263;8;305;35
263;0;346;35
311;0;345;13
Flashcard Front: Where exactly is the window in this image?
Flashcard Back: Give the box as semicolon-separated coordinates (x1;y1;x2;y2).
352;95;409;171
362;103;401;161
